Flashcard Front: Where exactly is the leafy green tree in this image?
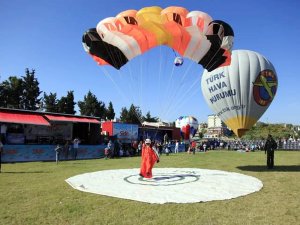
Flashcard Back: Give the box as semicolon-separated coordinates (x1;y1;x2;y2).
105;101;115;120
0;76;23;108
119;107;128;122
0;79;9;107
21;69;42;110
78;91;105;118
57;96;68;114
65;91;76;115
43;92;58;112
56;91;76;114
242;123;295;140
127;104;142;124
142;111;158;122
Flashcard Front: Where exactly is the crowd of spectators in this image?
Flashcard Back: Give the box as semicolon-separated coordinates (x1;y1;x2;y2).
102;136;300;159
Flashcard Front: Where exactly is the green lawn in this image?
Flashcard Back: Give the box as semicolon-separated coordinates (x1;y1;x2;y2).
0;150;299;225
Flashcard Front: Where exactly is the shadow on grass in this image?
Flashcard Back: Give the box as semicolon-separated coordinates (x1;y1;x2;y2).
1;171;49;174
237;165;300;172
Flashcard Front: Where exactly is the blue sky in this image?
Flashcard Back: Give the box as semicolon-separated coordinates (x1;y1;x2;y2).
0;0;299;125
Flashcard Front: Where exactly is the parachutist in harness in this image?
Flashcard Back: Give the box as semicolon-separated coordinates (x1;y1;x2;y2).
174;56;184;66
173;48;184;66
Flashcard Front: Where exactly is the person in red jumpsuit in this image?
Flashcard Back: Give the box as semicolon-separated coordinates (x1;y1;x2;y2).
139;139;159;178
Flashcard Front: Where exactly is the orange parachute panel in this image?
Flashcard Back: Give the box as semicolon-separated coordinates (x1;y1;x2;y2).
161;7;191;55
161;6;189;26
91;54;109;66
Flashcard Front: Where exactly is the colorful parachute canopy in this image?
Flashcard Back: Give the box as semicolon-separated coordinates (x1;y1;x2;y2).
175;116;199;140
82;6;234;71
201;50;278;137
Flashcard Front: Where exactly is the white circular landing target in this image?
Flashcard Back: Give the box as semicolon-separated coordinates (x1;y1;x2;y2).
65;168;263;204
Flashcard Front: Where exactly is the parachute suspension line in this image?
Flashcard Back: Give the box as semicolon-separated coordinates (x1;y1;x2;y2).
172;85;201;116
99;38;145;124
172;49;178;57
157;45;164;121
158;39;185;120
150;46;166;140
159;46;170;108
102;42;142;123
99;36;122;71
100;67;144;124
123;64;145;125
138;54;144;119
206;46;223;72
121;53;146;125
165;76;200;117
159;60;195;119
157;58;176;122
126;63;138;108
100;67;128;104
102;42;137;112
163;62;193;112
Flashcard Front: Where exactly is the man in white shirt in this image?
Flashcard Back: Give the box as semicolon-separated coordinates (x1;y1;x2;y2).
72;138;80;160
174;140;179;153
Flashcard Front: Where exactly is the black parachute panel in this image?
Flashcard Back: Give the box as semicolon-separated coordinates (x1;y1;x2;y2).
199;20;234;72
82;28;128;70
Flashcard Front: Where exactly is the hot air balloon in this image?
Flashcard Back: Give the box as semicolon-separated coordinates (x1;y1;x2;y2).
82;6;234;71
175;116;199;140
201;50;278;137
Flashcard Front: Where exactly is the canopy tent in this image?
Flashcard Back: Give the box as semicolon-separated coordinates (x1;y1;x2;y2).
44;115;100;124
0;111;50;126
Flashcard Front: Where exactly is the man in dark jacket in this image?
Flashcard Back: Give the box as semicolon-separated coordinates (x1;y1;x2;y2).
264;134;278;169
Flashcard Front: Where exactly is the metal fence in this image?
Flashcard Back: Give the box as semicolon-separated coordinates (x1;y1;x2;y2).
224;140;300;151
280;141;300;150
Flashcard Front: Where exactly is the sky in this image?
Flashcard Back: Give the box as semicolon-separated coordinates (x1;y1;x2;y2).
0;0;299;125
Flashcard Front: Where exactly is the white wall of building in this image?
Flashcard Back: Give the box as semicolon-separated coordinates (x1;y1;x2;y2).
207;115;225;128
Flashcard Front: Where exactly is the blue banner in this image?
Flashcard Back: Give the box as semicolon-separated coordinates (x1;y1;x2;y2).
1;144;106;162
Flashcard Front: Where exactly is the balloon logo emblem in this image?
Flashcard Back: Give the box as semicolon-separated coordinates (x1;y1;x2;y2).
253;69;277;106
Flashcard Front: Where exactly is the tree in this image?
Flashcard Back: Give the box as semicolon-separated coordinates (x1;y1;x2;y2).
0;76;23;108
44;91;76;114
119;107;129;122
119;104;144;124
65;91;76;115
21;69;42;110
0;79;9;108
78;91;105;118
57;91;76;115
127;104;142;124
106;101;115;120
143;111;158;122
43;92;58;112
242;123;295;140
57;96;68;114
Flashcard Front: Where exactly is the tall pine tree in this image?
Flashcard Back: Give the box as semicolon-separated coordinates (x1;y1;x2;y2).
0;76;23;108
78;91;105;118
65;91;76;115
143;111;158;122
43;92;58;112
106;101;115;120
119;107;129;122
21;68;42;110
127;104;142;124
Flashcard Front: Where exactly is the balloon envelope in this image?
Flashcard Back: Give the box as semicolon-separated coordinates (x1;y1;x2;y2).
201;50;278;137
175;116;199;140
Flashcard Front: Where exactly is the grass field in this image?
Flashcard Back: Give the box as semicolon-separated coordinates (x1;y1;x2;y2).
0;150;299;225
